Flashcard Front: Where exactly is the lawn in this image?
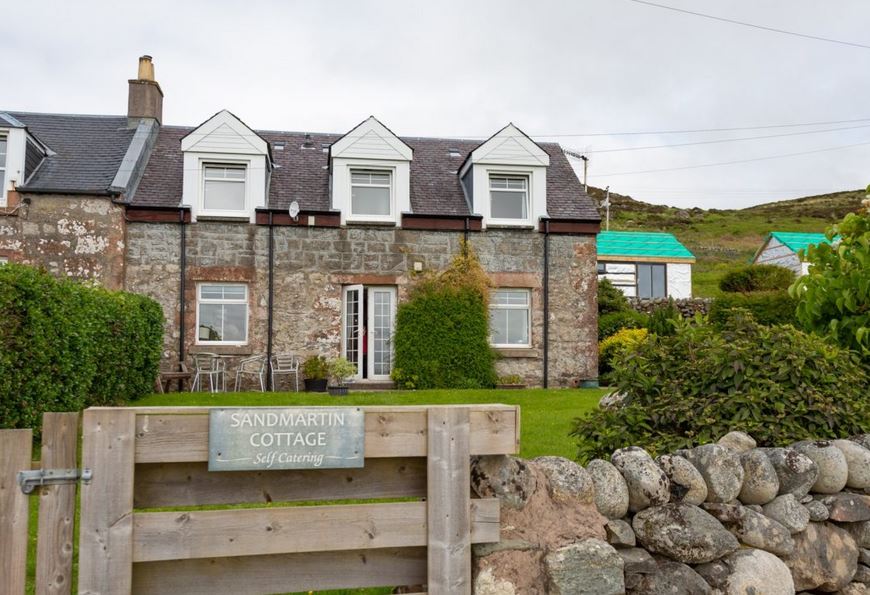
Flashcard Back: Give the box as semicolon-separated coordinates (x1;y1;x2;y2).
24;388;605;595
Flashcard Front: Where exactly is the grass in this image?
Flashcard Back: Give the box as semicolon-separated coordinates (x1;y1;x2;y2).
25;387;605;594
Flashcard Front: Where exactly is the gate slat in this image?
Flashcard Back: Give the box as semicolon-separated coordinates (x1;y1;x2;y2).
132;499;499;562
0;429;32;595
134;457;427;508
132;547;427;595
36;412;79;595
78;409;136;595
427;407;472;595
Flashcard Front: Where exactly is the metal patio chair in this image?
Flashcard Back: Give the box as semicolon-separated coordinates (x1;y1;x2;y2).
270;353;301;392
191;353;224;393
234;354;268;392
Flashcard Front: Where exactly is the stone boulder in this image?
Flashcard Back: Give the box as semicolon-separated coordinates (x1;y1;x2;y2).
632;503;739;564
765;447;819;498
703;503;795;556
533;456;595;505
473;568;517;595
851;435;870;451
718;431;757;454
845;521;870;548
821;493;870;523
545;539;625;595
739;449;780;505
763;494;811;534
785;522;859;592
806;499;830;522
697;548;795;595
833;440;870;490
618;547;657;576
587;459;630;519
838;583;870;595
627;558;712;595
793;441;849;494
605;518;636;547
657;454;707;505
611;447;670;513
684;444;745;503
471;455;537;510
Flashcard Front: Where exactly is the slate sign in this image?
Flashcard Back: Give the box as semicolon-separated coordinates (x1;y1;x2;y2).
208;407;365;471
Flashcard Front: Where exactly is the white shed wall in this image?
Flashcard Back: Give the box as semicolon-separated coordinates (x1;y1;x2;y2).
666;262;693;298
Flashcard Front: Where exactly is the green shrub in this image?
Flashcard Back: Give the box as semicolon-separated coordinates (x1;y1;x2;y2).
571;313;870;461
709;291;797;327
0;264;163;432
599;310;648;340
598;278;631;314
719;264;795;293
392;242;497;389
646;299;681;336
792;204;870;358
302;355;329;380
599;327;648;377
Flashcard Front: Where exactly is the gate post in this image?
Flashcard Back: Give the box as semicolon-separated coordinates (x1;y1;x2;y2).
427;407;472;595
78;409;136;595
0;429;32;595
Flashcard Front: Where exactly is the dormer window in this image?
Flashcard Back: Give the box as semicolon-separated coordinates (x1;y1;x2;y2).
203;164;246;212
490;175;529;221
351;169;392;218
0;136;6;192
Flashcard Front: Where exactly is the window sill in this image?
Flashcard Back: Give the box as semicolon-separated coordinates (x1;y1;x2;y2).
485;222;536;229
191;345;253;356
494;347;539;358
345;219;398;227
196;214;251;222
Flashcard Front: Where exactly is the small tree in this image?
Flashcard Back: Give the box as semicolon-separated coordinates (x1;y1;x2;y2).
791;192;870;358
392;241;497;389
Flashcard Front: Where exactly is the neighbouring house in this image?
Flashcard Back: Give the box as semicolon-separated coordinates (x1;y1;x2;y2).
752;231;835;276
596;231;695;299
1;56;602;388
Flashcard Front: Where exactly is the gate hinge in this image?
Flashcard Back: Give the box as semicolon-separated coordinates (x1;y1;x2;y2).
17;468;93;494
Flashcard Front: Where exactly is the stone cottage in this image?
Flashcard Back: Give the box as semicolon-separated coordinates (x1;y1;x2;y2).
1;56;602;388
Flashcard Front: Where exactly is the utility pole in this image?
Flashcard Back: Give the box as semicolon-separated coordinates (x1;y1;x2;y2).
603;186;611;231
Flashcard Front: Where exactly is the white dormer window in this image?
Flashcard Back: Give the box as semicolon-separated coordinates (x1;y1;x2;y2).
203;164;246;212
0;137;6;198
489;175;529;220
351;169;392;218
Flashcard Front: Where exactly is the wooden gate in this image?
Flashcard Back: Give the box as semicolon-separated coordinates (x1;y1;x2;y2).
68;404;517;594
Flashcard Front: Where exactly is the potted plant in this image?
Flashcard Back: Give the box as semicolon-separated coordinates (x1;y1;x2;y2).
327;357;357;396
302;355;329;392
496;374;526;389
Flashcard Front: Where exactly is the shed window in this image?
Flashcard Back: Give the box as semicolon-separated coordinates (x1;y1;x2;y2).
350;170;392;217
197;283;248;344
637;264;666;299
203;164;246;212
489;175;529;220
489;289;531;347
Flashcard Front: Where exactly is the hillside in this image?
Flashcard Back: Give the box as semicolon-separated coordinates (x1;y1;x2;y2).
588;187;865;297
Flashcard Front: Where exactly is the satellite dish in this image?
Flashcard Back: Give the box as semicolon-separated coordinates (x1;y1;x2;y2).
289;200;300;220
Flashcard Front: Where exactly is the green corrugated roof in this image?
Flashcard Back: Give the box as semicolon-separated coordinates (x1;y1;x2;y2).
597;231;695;261
769;231;834;253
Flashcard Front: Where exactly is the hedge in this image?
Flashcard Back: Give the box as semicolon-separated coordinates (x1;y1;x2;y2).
719;264;795;293
708;291;798;327
0;264;163;432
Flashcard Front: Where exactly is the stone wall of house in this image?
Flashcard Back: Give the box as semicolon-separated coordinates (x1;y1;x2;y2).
0;193;126;289
125;221;598;387
472;431;870;594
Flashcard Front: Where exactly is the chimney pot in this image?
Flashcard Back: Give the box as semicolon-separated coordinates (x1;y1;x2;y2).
128;55;163;125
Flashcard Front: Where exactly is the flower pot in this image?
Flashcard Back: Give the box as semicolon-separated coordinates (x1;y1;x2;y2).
328;385;349;396
304;378;328;392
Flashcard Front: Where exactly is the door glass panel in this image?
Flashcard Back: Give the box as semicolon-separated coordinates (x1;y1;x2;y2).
652;265;666;298
344;288;361;373
371;289;393;377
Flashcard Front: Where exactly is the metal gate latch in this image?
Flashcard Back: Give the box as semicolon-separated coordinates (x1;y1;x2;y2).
17;468;93;494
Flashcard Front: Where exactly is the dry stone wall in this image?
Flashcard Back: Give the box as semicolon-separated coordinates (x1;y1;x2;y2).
472;432;870;594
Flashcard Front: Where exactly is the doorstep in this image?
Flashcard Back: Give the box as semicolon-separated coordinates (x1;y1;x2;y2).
347;380;397;392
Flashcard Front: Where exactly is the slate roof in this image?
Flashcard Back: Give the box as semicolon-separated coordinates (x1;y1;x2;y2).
769;231;834;254
5;112;136;195
134;125;599;220
597;231;695;261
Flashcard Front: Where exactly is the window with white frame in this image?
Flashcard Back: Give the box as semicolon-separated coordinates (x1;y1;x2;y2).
197;284;248;344
0;136;6;187
350;169;392;218
489;289;531;347
489;175;529;221
203;164;246;212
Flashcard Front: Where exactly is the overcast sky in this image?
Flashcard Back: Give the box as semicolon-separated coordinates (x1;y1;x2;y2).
2;0;868;209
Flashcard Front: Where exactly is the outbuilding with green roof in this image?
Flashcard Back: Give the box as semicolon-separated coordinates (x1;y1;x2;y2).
752;231;835;276
597;231;695;299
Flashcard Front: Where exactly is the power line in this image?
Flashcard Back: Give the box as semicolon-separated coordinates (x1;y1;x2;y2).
588;139;870;177
623;0;870;50
572;123;870;154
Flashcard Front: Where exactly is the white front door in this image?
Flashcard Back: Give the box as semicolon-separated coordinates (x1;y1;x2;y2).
367;286;397;380
341;285;364;380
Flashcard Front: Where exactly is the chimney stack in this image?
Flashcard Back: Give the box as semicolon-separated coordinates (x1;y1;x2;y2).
128;55;163;125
